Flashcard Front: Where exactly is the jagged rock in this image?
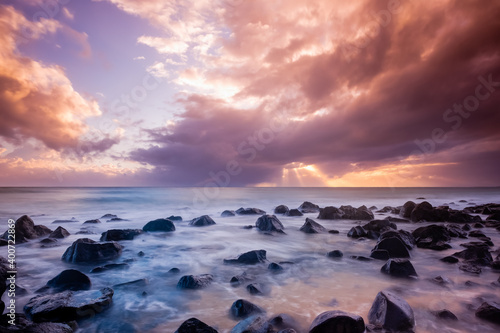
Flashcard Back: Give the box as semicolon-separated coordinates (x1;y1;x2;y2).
143;219;176;231
475;301;500;324
224;250;267;264
368;290;415;331
412;224;451;250
298;201;320;213
379;230;416;249
61;238;123;263
236;208;266;215
2;215;52;243
363;220;397;233
285;209;303;217
300;218;327;234
49;227;70;239
309;310;365;333
177;274;213;289
372;237;410;258
46;269;91;292
317;207;343;220
340;205;374;220
230;299;265;319
255;215;285;233
347;226;367;238
274;205;289;214
453;242;493;266
101;229;142;241
380;259;417;278
24;288;113;322
190;215;216;227
175;318;218;333
221;210;236;217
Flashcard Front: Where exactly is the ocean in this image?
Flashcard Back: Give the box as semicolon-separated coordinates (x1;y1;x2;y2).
1;187;499;332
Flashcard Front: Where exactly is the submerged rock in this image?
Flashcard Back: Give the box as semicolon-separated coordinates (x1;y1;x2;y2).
246;283;270;295
83;219;101;224
300;218;327;234
49;226;70;239
224;250;267;265
46;269;91;292
101;229;143;241
432;309;458;320
368;290;415;331
230;299;265;319
255;215;285;233
298;201;320;213
90;263;129;273
309;310;365;333
177;274;213;289
231;315;269;333
327;250;344;258
380;259;418;278
167;215;183;221
190;215;216;227
2;215;52;243
221;210;236;217
61;238;123;263
236;208;266;215
453;242;493;266
143;219;176;232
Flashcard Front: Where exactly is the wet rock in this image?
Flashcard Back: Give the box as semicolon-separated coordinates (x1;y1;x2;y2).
285;209;303;217
462;224;472;231
0;313;74;332
246;283;270;295
269;314;301;332
309;310;365;333
107;217;128;222
231;315;270;333
440;256;459;263
224;250;267;265
298;201;320;213
453;242;493;266
90;263;129;273
340;205;374;220
62;238;123;263
400;201;416;219
300;218;327;234
384;216;409;223
347;226;367;238
473;223;484;228
177;274;213;289
83;219;101;224
143;219;176;232
317;207;343;220
459;263;482;274
274;205;289;214
377;206;399;214
381;259;418;278
236;208;266;215
40;238;57;244
190;215;216;227
113;278;148;289
167;215;183;221
46;269;91;292
221;210;236;217
372;237;410;258
468;230;486;238
327;250;343;258
432;309;458;320
101;214;117;219
487;212;500;221
368;290;415;331
168;268;180;274
379;230;416;249
363;220;397;233
255;215;285;233
412;224;451;250
175;318;218;333
1;215;52;243
230;299;265;319
24;287;113;322
475;301;500;324
350;256;372;261
268;262;284;272
411;201;440;222
328;230;340;234
49;226;70;239
445;224;468;238
230;272;253;286
431;275;452;286
370;250;390;260
101;229;143;241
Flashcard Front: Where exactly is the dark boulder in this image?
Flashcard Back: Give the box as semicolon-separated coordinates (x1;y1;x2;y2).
459;263;481;274
268;262;284;271
411;201;439;222
61;238;123;263
347;226;367;238
177;274;213;289
175;318;218;333
101;229;142;241
167;215;183;221
24;287;113;322
362;220;397;233
224;250;267;265
368;290;415;331
101;214;117;219
274;205;289;214
46;269;91;292
379;230;416;249
298;201;320;213
340;205;374;220
221;210;236;217
49;227;70;239
317;207;343;220
0;314;74;332
384;216;410;223
440;256;459;263
231;315;270;333
190;215;216;227
2;215;52;243
300;218;327;234
230;272;253;286
285;209;303;217
230;299;265;319
83;219;101;224
381;259;418;278
269;314;301;332
446;224;468;238
475;301;500;324
487;212;500;221
327;250;343;258
236;208;266;215
246;283;270;295
412;224;451;250
113;278;148;290
372;237;410;258
400;201;416;218
370;250;390;261
432;309;458;320
453;242;493;266
143;219;176;231
309;310;365;333
255;215;285;233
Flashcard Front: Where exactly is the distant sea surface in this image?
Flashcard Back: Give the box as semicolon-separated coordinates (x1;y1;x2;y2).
1;187;500;332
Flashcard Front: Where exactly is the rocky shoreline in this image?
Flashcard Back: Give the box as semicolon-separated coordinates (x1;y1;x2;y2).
1;200;500;332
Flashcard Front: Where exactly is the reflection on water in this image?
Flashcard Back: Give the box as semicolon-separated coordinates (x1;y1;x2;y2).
1;187;500;332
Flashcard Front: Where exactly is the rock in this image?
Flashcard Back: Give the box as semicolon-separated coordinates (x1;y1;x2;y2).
384;216;410;223
473;223;484;228
1;215;52;243
440;256;459;263
190;215;216;227
83;219;101;224
61;238;123;263
363;220;397;233
175;318;218;333
40;238;58;244
101;214;117;219
246;283;270;295
169;268;180;274
370;250;390;260
309;310;365;333
317;207;343;220
350;256;372;261
230;272;253;286
269;314;301;332
453;242;493;266
90;263;129;273
231;315;270;333
328;230;339;234
327;250;343;258
487;212;500;221
101;229;143;241
274;205;289;214
412;224;451;250
347;226;367;238
167;215;183;221
230;299;265;319
24;287;113;322
236;208;266;215
462;224;472;231
221;210;236;217
459;263;482;274
255;215;285;233
372;237;410;258
49;227;70;239
432;309;458;320
46;269;91;292
377;206;398;214
300;218;327;234
475;301;500;324
52;218;79;224
380;259;417;278
0;313;74;332
177;274;213;289
143;218;176;231
446;224;468;238
224;250;267;264
379;230;416;249
113;278;148;289
431;275;452;286
340;205;374;220
107;217;128;222
469;230;486;238
268;262;284;271
285;209;303;217
368;290;415;331
298;201;320;213
400;201;416;218
411;201;439;222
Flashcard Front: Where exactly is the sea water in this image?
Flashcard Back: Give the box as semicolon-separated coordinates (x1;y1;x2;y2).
0;187;499;332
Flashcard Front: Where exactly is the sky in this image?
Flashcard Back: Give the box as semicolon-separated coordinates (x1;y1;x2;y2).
0;0;499;187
